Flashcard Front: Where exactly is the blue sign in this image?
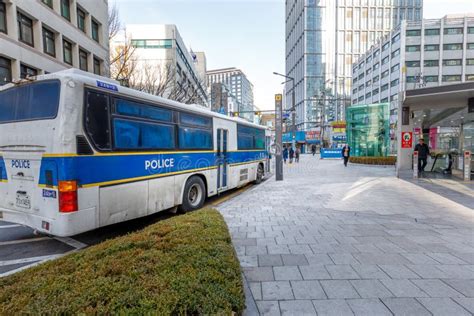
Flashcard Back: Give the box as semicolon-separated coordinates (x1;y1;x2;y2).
96;80;118;91
320;148;343;159
333;135;347;141
42;189;57;199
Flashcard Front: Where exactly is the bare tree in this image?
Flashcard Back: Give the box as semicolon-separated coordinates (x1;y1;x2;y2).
108;4;121;41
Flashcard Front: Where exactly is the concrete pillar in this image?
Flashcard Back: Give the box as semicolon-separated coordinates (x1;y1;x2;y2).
396;96;414;176
5;1;17;41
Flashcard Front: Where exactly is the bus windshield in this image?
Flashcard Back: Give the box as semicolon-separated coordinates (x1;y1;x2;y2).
0;80;60;123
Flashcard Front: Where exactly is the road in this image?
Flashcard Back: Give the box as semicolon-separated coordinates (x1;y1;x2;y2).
0;182;256;277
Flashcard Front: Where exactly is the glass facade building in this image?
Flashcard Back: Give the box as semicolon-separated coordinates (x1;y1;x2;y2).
285;0;422;131
346;103;391;157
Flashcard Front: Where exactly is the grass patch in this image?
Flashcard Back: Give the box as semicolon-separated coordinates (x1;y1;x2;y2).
0;208;245;315
349;156;396;165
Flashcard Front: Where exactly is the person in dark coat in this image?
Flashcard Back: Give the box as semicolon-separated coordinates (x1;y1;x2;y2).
414;138;430;172
282;146;288;164
342;144;351;167
295;147;301;163
289;147;295;164
311;144;316;156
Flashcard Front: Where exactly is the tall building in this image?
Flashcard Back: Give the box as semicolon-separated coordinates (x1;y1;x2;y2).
0;0;109;85
207;67;255;122
351;14;474;153
125;24;208;106
193;51;207;85
209;82;240;115
285;0;422;131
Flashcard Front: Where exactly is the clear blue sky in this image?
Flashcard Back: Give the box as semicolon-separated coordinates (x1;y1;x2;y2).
113;0;474;110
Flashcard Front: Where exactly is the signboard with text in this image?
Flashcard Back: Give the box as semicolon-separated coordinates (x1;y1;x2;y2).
401;132;413;149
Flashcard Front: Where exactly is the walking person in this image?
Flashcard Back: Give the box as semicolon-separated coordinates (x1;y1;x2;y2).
311;144;316;156
414;138;430;174
295;147;300;163
289;147;295;164
342;144;351;167
283;146;288;164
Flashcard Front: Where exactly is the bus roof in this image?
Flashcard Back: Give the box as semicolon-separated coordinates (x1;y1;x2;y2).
6;69;267;130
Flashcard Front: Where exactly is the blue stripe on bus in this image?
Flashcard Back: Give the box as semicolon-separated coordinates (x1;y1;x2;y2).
0;156;7;181
38;150;267;187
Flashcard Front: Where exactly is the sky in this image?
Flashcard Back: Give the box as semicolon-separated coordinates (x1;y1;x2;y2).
113;0;474;110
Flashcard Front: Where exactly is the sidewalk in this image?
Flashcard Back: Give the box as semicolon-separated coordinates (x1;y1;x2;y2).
218;155;474;316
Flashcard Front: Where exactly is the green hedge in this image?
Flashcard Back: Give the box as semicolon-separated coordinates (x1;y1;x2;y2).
0;208;245;315
349;156;397;165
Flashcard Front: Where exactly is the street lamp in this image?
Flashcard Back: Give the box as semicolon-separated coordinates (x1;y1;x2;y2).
273;72;296;150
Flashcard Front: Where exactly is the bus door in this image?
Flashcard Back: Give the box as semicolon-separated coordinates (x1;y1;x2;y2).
217;129;228;191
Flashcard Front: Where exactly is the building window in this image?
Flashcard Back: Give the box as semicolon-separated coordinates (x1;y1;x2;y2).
353;88;357;94
406;76;417;83
366;68;372;75
373;75;379;82
358;96;364;102
91;19;99;42
443;59;462;66
17;12;34;46
382;56;389;65
443;43;463;50
424;60;439;67
391;79;399;87
365;92;371;99
63;39;73;65
468;43;474;50
391;49;400;58
373;63;379;70
366;55;372;63
0;1;6;34
425;28;440;36
391;33;400;44
425;76;438;83
93;57;101;75
391;64;400;72
469;27;474;34
42;0;53;8
442;75;461;82
381;84;389;91
382;42;390;51
466;75;474;81
372;88;379;95
424;44;439;51
373;49;380;57
77;7;86;32
0;56;11;86
406;29;421;36
467;59;474;66
406;45;420;52
20;64;37;79
366;80;372;87
406;60;420;67
444;28;463;35
79;49;88;71
42;27;55;57
61;0;70;21
381;70;389;79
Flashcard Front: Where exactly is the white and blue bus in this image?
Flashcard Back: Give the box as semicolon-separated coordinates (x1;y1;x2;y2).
0;69;269;236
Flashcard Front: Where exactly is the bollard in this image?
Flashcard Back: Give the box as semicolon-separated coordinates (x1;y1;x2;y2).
413;151;418;179
464;151;472;181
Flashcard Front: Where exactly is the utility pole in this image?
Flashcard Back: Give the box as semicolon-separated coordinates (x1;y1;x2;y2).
273;72;296;150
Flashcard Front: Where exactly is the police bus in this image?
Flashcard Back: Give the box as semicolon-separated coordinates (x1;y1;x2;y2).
0;69;268;236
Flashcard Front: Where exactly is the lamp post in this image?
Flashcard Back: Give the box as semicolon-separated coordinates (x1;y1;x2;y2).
273;72;296;150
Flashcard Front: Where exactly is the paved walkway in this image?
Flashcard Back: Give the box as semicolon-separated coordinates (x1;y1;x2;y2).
218;155;474;316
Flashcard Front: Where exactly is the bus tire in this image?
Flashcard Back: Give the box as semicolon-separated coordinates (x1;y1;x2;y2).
255;164;264;184
179;176;206;213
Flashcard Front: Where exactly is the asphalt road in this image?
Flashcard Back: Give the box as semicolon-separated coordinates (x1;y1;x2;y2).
0;183;255;277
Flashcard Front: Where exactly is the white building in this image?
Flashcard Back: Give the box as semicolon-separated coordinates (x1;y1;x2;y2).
125;24;208;107
285;0;422;131
207;67;255;122
351;15;474;148
0;0;109;85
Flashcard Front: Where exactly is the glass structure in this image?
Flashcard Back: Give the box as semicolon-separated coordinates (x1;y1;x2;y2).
346;103;390;157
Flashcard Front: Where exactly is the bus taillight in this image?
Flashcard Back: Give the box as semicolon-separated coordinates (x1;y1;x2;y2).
59;181;78;213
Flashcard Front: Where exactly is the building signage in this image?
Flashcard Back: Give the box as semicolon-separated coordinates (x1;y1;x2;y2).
401;132;412;148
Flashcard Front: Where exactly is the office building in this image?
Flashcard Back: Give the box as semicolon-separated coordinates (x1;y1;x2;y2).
285;0;422;131
207;67;255;122
0;0;109;85
125;24;208;106
209;82;241;116
351;14;474;152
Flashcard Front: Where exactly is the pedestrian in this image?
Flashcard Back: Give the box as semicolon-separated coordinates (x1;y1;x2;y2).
283;146;288;164
342;144;350;167
289;147;295;164
311;144;316;156
414;138;430;173
295;146;300;163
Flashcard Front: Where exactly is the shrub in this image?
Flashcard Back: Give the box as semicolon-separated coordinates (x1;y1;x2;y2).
0;208;245;315
349;156;396;165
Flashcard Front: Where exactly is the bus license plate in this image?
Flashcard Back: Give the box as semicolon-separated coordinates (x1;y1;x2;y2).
16;194;31;209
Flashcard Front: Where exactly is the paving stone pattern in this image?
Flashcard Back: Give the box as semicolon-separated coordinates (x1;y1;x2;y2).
218;156;474;315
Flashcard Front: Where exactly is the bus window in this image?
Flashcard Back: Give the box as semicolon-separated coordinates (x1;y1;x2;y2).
85;90;111;150
0;80;60;123
180;112;211;128
115;98;172;122
178;126;212;149
113;119;175;150
237;124;265;150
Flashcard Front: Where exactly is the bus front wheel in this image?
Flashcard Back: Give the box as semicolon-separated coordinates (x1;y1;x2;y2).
179;176;206;213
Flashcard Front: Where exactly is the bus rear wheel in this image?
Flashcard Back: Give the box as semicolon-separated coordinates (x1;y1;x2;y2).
179;176;206;213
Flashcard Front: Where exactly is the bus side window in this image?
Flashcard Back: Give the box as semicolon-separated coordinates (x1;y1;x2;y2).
85;91;111;150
